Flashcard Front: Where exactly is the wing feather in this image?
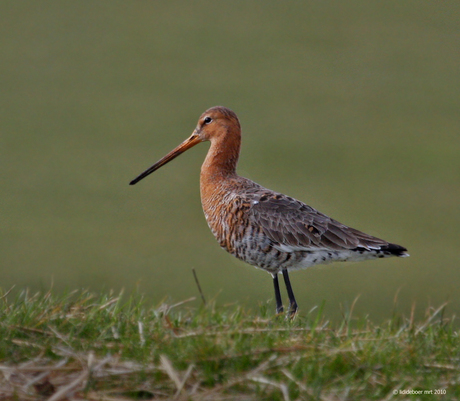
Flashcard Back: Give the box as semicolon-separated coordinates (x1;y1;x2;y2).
248;191;389;252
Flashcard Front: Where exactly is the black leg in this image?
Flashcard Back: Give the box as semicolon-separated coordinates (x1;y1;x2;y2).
272;273;284;313
282;269;298;316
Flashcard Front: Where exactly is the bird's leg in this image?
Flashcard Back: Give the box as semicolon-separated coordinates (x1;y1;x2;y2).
282;269;298;316
272;273;284;314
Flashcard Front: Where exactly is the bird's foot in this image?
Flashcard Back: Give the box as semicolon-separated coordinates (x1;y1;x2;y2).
287;302;298;319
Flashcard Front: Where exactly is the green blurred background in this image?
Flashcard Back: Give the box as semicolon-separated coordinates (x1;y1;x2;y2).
1;2;459;322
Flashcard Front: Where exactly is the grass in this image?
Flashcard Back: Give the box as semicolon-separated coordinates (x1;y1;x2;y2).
0;289;458;400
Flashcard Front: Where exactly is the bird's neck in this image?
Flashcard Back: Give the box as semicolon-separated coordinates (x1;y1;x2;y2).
200;134;240;185
199;134;241;234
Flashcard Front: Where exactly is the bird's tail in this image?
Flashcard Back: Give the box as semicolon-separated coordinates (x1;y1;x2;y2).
380;243;409;257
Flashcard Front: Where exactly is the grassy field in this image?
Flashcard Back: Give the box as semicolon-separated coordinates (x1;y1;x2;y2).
1;1;460;324
1;289;457;400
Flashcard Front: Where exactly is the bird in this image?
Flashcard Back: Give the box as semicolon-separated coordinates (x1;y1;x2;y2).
130;106;409;316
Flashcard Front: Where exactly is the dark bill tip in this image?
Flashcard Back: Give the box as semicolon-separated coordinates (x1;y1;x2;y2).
129;167;156;185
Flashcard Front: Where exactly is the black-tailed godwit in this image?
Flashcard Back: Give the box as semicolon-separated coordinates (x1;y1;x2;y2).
130;106;409;315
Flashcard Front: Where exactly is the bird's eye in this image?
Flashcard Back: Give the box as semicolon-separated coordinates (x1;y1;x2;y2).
204;116;213;125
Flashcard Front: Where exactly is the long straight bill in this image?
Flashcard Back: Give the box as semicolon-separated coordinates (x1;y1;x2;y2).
129;134;201;185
